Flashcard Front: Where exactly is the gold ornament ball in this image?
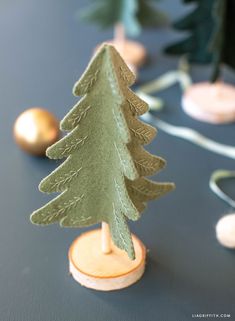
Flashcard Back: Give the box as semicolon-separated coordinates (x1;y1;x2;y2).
14;108;60;156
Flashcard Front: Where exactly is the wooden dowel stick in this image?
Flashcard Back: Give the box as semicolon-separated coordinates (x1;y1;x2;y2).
101;222;112;254
114;23;125;51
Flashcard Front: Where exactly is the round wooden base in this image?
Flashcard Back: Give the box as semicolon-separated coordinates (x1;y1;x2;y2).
68;229;146;291
182;82;235;124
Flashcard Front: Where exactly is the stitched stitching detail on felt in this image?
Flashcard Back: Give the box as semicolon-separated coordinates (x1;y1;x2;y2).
40;194;84;223
49;168;82;192
114;142;137;179
131;184;155;197
68;105;91;127
120;66;133;84
130;127;153;144
107;69;119;96
114;177;139;220
114;178;128;214
134;158;162;175
59;136;88;156
106;56;119;96
106;53;123;101
127;98;146;115
112;108;130;142
114;142;128;173
66;215;92;226
112;203;128;249
131;183;168;198
79;70;99;92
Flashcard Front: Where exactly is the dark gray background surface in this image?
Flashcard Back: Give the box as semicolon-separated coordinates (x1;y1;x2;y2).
0;1;235;320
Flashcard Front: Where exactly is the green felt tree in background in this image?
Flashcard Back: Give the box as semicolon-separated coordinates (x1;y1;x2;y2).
30;44;174;260
79;0;167;37
163;0;235;124
165;0;235;82
78;0;167;68
165;0;215;63
210;0;235;81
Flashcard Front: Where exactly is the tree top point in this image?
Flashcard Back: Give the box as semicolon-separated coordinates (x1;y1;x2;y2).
98;42;116;55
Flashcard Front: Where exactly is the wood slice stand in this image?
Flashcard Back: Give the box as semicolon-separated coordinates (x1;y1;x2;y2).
68;224;146;291
182;82;235;124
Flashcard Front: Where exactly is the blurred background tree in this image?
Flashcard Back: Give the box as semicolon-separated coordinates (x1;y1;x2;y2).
165;0;235;82
78;0;167;68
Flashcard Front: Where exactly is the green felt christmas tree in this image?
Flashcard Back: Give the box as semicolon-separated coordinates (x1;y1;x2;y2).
165;0;235;82
79;0;167;37
30;44;174;260
210;0;235;81
165;0;215;64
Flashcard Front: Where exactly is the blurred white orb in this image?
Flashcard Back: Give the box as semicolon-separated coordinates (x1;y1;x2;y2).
216;214;235;248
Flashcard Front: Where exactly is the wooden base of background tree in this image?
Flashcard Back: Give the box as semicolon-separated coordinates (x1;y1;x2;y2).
182;82;235;124
68;229;146;291
108;39;147;67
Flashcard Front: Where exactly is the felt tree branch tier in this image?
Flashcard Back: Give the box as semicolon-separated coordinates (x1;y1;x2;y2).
31;44;174;290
